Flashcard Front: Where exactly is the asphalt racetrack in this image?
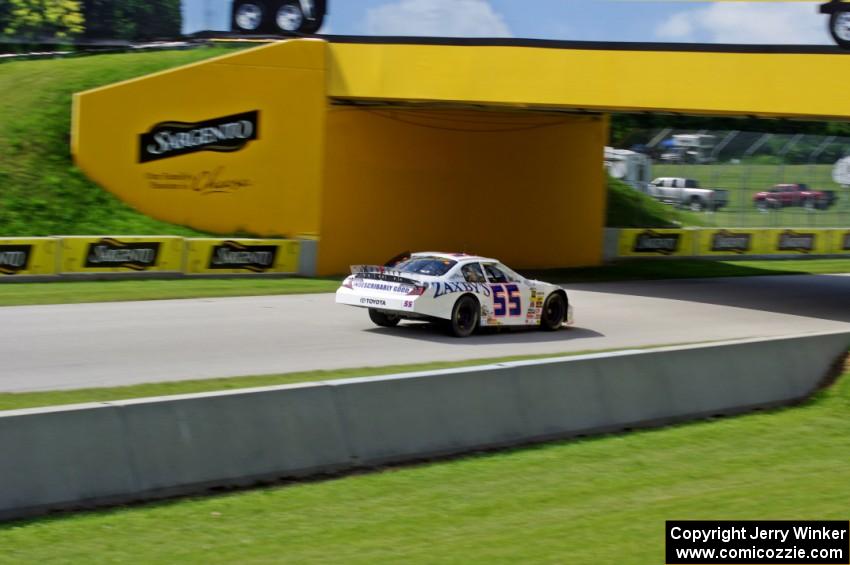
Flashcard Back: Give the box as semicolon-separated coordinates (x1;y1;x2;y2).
2;274;848;392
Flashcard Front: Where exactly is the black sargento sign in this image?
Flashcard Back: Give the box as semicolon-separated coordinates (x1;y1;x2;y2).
85;238;160;270
139;110;259;163
711;230;752;254
0;244;32;275
208;241;278;272
777;230;816;253
632;230;680;255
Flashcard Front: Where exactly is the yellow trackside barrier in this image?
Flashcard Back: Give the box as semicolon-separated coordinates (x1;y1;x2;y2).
0;237;58;276
184;239;300;275
761;229;833;256
828;229;850;254
695;229;769;257
617;228;694;257
59;236;185;274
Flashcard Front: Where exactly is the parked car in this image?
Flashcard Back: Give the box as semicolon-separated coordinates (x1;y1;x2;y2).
336;252;572;337
753;184;837;210
647;177;729;212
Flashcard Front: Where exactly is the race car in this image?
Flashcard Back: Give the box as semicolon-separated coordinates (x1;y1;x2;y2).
335;252;573;337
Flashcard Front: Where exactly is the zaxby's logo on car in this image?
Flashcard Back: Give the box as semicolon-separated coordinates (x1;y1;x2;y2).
711;230;751;254
0;244;32;275
633;230;680;255
208;241;277;272
778;230;816;253
139;110;259;163
85;238;160;270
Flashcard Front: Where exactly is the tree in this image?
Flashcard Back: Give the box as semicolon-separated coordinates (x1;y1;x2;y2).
82;0;181;41
3;0;84;40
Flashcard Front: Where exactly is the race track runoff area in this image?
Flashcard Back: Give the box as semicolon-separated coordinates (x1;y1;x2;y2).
1;274;848;392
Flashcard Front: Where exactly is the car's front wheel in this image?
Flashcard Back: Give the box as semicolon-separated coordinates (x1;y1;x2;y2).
369;309;400;328
448;295;479;337
540;292;567;331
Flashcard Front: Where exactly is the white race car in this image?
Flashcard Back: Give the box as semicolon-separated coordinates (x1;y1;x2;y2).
335;252;572;337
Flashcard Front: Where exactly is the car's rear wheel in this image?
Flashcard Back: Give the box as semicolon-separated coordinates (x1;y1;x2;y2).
369;309;400;328
688;197;705;212
540;292;567;331
448;295;479;337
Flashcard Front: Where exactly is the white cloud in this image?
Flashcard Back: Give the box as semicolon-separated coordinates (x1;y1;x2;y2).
656;12;694;40
364;0;512;37
655;3;829;44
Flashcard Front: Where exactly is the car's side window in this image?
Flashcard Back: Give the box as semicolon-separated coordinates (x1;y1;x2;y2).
483;264;508;284
461;263;486;283
496;263;522;283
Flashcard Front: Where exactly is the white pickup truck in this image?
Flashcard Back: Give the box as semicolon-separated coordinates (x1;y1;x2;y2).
647;177;729;212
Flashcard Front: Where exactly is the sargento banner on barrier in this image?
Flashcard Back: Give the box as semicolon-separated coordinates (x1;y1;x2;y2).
0;238;58;276
762;229;833;255
696;229;768;256
617;229;694;257
185;239;300;274
59;236;184;273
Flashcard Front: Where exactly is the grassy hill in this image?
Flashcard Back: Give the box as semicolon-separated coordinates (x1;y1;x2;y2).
0;47;243;237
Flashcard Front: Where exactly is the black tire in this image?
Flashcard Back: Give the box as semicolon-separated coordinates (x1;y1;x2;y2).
274;0;304;33
232;1;270;33
756;200;769;211
687;197;705;212
368;308;400;328
540;292;567;331
448;295;479;338
829;9;850;50
803;198;815;210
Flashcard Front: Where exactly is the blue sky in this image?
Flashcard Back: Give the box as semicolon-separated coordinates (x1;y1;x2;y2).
184;1;833;45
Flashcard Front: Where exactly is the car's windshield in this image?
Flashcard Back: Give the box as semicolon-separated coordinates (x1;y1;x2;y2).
394;256;457;276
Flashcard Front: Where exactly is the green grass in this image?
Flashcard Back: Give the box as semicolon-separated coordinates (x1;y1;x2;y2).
0;277;341;306
1;365;847;563
606;176;706;228
652;163;850;228
0;47;243;237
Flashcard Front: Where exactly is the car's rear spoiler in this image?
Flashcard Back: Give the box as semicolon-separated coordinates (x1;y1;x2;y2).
350;265;423;286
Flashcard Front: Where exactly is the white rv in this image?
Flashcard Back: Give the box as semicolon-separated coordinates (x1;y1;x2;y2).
604;147;652;192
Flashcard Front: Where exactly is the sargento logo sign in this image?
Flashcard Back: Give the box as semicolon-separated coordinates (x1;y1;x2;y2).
843;231;850;251
84;238;160;270
0;244;32;275
711;230;751;254
632;230;680;255
208;241;278;272
139;110;259;163
777;230;816;253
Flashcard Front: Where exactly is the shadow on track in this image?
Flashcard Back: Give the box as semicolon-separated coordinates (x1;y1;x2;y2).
364;324;604;345
563;274;850;324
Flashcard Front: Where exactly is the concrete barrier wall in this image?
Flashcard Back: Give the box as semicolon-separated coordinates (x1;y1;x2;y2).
1;331;848;521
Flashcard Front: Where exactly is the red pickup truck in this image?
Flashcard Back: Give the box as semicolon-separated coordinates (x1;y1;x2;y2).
753;184;837;211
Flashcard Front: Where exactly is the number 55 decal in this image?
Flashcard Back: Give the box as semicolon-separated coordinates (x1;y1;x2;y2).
491;284;521;317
